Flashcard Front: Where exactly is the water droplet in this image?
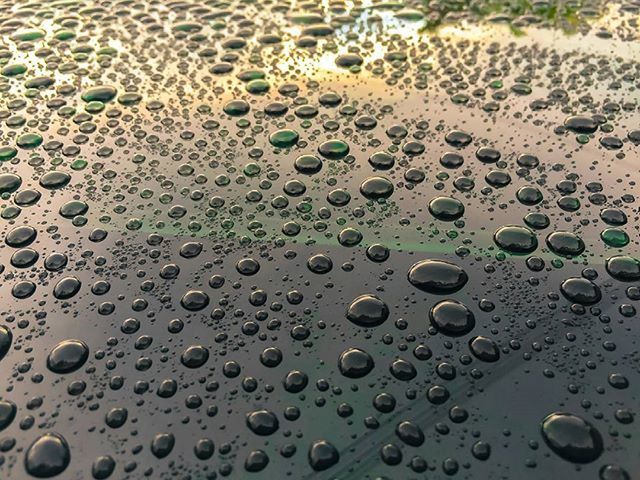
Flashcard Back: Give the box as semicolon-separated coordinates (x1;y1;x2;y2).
541;412;603;463
24;433;71;478
47;339;89;374
430;300;475;336
408;260;468;294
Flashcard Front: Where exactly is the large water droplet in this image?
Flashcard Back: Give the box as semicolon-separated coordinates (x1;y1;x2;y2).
408;260;468;294
541;412;603;463
24;433;71;478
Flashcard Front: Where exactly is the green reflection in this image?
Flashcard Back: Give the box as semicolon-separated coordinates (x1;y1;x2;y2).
422;0;602;35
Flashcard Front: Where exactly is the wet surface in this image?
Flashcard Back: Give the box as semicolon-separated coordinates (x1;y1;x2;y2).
0;0;638;478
